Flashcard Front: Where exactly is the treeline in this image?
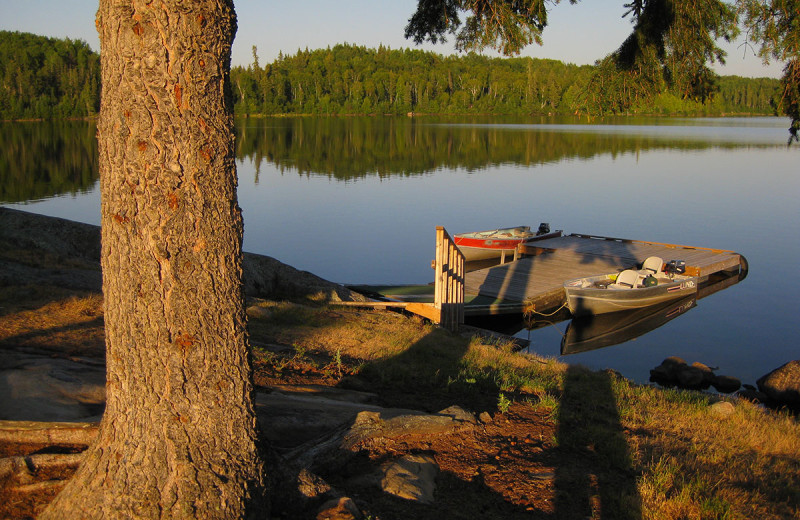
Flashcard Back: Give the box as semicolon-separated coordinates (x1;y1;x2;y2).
0;33;783;120
0;31;100;120
232;44;782;117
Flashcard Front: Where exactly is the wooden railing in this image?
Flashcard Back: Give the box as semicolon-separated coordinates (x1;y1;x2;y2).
406;226;464;331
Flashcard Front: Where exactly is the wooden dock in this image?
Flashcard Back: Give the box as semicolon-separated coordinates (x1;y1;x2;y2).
341;230;746;330
464;234;746;314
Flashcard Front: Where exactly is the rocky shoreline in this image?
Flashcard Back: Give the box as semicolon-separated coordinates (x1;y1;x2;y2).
649;356;800;410
0;207;367;303
1;206;797;412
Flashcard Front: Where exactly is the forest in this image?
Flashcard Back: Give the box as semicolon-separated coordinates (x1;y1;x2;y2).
0;31;783;120
0;31;100;120
232;44;783;117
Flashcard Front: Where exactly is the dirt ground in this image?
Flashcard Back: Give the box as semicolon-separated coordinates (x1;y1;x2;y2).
0;208;619;519
0;295;614;520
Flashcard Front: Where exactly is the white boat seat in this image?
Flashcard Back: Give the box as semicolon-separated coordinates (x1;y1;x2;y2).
639;256;664;277
610;269;640;289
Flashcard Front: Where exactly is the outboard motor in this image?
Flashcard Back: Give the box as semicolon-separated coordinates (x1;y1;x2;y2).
537;222;550;235
665;260;686;277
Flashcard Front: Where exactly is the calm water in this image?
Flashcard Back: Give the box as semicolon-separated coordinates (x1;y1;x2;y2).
2;116;798;386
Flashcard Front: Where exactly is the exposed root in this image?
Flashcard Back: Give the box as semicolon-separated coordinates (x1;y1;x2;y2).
0;420;98;457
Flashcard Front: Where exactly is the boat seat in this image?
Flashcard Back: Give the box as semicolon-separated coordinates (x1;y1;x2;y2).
610;269;640;289
639;256;664;278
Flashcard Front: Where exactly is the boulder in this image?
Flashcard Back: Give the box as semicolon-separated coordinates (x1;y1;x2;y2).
676;365;706;389
317;497;362;520
691;362;716;385
0;207;366;302
712;375;741;394
737;385;767;404
661;356;688;374
380;454;439;504
650;356;688;385
757;360;800;406
709;401;735;417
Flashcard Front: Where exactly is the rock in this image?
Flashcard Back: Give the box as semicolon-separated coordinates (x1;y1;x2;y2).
709;401;735;416
437;405;477;424
737;385;767;404
662;356;688;372
478;411;493;424
297;468;333;499
317;497;362;520
528;470;555;481
649;365;671;383
712;375;741;394
650;356;688;385
242;252;367;302
380;454;439;504
342;409;477;452
0;207;366;302
757;360;800;406
0;352;106;422
691;362;716;385
676;366;706;389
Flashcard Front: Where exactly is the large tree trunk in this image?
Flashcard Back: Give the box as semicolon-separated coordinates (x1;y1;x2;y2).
41;1;267;518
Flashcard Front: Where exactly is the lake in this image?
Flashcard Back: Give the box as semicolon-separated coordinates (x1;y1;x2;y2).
2;115;798;387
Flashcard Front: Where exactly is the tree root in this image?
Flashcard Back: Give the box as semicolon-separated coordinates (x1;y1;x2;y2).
0;420;95;505
0;420;98;456
1;452;85;485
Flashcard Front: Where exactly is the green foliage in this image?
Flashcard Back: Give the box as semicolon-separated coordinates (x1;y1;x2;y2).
586;0;739;113
497;392;511;413
404;0;558;56
231;44;779;117
231;44;590;116
0;31;100;120
0;27;783;124
738;0;800;142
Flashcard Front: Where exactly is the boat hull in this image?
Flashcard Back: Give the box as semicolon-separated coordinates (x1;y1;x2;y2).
454;227;561;261
565;274;697;316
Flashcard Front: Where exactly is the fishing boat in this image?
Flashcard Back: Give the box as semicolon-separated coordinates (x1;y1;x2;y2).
564;257;698;316
454;224;561;261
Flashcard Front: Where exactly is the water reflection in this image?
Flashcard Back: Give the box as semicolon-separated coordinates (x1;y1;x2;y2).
0;120;98;203
1;116;787;204
518;269;746;359
561;296;697;355
234;116;762;181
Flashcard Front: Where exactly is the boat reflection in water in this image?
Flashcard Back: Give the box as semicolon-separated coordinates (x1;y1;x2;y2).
560;296;697;355
557;267;746;355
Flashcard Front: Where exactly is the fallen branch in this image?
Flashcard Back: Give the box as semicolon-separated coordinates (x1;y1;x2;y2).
0;420;98;450
10;479;67;495
0;452;85;484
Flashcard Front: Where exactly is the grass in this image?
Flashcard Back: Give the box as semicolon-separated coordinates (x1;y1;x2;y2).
3;289;798;519
247;301;800;519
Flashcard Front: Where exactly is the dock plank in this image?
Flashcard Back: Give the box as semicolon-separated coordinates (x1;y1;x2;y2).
464;234;744;311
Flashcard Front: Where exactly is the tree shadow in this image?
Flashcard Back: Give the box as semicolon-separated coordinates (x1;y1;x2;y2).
554;365;642;519
468;234;643;308
351;326;492;412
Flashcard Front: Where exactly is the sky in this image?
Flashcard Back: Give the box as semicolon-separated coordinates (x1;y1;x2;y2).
0;0;784;78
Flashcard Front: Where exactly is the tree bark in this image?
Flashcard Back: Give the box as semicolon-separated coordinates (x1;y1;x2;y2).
40;1;267;518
